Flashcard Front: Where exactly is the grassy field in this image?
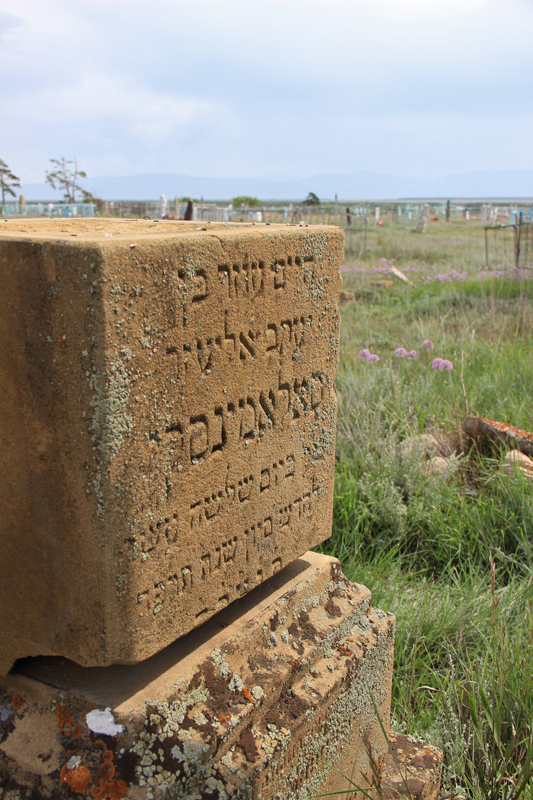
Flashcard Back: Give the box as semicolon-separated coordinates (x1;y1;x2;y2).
325;217;533;799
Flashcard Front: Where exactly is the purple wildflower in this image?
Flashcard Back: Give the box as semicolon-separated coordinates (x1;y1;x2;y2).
367;354;380;363
407;350;418;360
358;349;371;361
431;358;444;370
422;339;434;351
395;347;408;357
442;360;453;371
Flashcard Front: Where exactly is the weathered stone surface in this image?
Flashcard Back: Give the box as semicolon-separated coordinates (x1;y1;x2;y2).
397;434;439;461
0;219;343;673
340;290;358;305
425;455;449;475
465;415;533;457
0;552;396;799
389;266;410;284
502;449;533;479
371;732;443;800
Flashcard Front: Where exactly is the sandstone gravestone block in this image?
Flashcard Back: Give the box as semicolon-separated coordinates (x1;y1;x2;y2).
0;219;343;673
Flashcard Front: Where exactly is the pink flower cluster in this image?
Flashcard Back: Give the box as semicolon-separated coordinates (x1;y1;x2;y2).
359;337;452;371
358;349;380;363
395;347;418;359
431;358;453;371
477;265;532;281
418;269;468;285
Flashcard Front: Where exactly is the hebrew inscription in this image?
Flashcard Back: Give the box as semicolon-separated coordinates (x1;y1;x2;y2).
131;477;322;620
120;234;341;640
156;373;325;471
166;314;313;380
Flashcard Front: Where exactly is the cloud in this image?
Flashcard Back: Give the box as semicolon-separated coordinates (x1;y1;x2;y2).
0;8;22;35
1;0;533;182
7;70;226;137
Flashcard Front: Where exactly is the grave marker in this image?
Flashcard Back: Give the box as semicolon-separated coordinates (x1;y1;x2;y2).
0;219;343;673
0;218;443;800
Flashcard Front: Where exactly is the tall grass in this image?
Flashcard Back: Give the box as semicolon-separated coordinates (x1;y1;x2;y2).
326;219;533;797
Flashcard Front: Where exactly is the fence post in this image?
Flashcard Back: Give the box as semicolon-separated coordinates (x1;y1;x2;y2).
515;212;522;269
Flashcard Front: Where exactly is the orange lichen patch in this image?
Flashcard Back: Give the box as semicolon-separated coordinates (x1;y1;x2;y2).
88;741;128;800
219;713;232;723
11;694;22;710
60;763;92;794
54;702;74;729
242;686;255;704
479;417;533;441
91;777;128;800
73;721;85;739
99;744;115;779
336;644;351;656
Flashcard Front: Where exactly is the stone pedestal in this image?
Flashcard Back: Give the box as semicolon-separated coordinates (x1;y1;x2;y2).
0;553;400;799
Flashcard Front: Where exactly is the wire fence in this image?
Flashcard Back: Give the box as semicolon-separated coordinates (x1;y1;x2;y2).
3;198;533;269
0;202;96;218
484;216;533;270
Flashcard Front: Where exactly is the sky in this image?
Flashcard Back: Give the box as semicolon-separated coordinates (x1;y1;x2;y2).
1;0;533;185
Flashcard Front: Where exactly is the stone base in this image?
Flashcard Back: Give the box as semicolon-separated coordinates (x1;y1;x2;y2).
371;732;444;800
0;553;400;799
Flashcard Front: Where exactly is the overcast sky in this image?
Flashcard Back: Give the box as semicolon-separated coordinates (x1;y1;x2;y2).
1;0;533;183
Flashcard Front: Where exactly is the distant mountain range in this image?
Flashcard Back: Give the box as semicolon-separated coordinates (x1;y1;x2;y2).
19;170;533;202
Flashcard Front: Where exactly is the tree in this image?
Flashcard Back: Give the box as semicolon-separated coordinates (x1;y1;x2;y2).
0;159;20;204
232;196;260;209
303;192;320;206
45;158;90;203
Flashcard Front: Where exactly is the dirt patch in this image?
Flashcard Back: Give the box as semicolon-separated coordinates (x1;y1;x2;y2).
236;729;259;763
264;691;312;728
295;611;320;642
248;652;277;672
325;598;342;618
269;612;280;631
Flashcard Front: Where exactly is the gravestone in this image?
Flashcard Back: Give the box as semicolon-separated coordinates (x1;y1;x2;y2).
0;219;443;799
414;204;430;233
0;219;342;674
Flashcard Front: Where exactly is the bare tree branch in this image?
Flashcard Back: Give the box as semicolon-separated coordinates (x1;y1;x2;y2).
45;158;88;203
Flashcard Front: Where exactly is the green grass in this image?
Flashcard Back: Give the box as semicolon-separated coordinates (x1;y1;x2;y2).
324;218;533;798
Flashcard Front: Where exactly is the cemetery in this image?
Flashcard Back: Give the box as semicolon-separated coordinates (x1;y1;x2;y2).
3;1;533;796
0;219;443;799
